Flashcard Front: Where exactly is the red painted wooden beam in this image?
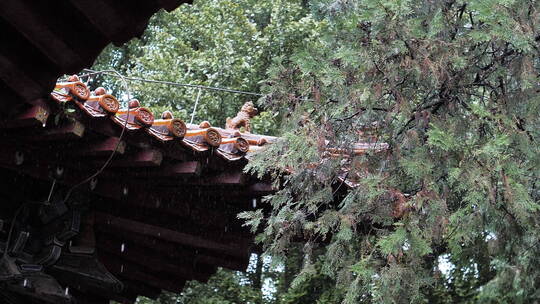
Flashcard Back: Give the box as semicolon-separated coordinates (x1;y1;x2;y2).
95;229;248;271
71;137;126;156
23;120;85;141
0;53;45;101
93;200;253;249
99;254;186;293
0;0;83;70
249;182;275;195
202;171;247;185
69;0;128;43
0;104;49;128
146;170;247;187
94;212;248;258
130;160;201;178
107;149;163;167
97;239;211;282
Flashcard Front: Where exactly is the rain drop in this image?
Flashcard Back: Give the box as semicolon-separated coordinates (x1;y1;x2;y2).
90;178;98;190
14;151;24;165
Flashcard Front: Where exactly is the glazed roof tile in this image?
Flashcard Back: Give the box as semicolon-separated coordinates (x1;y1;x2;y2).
50;78;388;171
50;79;278;164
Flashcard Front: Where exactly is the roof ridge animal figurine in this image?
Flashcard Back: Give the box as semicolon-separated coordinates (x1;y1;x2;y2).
226;101;258;133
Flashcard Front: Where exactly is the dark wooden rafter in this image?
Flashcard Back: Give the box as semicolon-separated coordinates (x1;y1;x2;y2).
160;142;192;161
93;201;253;248
107;149;163;167
93;197;248;235
94;212;250;258
95;230;248;271
0;1;84;70
203;170;247;185
130;160;202;177
100;254;186;293
21;119;85;141
0;0;194;103
68;0;129;43
0;103;50;128
249;182;275;194
70;136;126;156
0;19;58;101
97;237;211;282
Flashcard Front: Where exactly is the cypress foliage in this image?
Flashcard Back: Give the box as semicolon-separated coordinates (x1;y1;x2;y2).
242;0;540;302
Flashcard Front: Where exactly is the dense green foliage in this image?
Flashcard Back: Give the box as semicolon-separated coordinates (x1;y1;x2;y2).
243;0;540;303
131;250;343;304
92;0;324;134
102;0;540;303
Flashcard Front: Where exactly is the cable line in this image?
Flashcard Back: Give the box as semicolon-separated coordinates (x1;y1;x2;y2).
81;69;264;97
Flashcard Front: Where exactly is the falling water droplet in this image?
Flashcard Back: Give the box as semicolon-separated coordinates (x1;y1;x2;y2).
23;279;28;287
252;198;257;208
14;151;24;165
64;287;69;296
56;166;64;177
121;243;125;253
90;178;98;190
120;265;124;273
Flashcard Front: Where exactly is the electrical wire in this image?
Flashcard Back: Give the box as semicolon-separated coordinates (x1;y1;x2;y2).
79;69;314;103
190;88;202;124
81;68;264;97
61;69;132;205
46;179;57;203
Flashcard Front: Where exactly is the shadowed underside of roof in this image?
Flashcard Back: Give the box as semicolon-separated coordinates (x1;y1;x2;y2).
0;76;275;303
0;0;192;113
